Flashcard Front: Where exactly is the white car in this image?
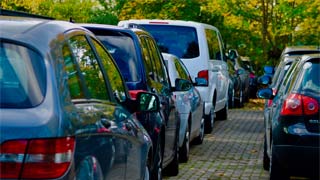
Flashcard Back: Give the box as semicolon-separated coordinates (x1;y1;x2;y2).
119;20;230;133
162;52;205;163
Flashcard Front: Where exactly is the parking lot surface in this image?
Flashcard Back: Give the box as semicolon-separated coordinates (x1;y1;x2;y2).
164;109;269;180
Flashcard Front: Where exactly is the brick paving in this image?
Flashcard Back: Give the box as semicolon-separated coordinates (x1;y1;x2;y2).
164;109;269;180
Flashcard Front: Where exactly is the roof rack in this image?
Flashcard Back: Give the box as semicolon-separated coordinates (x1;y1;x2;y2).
0;8;54;20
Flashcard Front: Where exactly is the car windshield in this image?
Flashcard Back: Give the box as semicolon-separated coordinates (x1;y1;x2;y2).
0;41;46;108
141;25;199;59
96;35;140;82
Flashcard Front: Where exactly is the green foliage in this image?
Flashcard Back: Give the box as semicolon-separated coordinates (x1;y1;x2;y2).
1;0;319;74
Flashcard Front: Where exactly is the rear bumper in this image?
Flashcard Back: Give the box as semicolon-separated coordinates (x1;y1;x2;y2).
273;145;320;178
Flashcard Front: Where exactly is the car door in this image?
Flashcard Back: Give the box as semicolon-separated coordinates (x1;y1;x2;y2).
141;35;178;165
206;29;228;110
65;34;127;180
91;38;146;180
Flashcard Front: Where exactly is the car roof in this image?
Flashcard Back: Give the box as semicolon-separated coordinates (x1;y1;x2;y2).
118;19;218;29
281;45;320;56
1;16;90;54
79;23;152;37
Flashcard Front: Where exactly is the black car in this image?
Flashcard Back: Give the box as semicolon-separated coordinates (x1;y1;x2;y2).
0;15;160;180
257;54;320;180
227;49;250;107
80;24;182;179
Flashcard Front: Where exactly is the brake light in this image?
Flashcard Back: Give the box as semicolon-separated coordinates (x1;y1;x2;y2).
280;93;319;116
0;140;27;178
198;70;209;82
149;21;169;24
0;137;75;179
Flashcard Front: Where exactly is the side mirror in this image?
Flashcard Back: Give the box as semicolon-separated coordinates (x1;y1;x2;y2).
256;88;273;99
263;66;275;75
175;78;192;91
136;92;160;112
257;75;272;85
194;77;208;86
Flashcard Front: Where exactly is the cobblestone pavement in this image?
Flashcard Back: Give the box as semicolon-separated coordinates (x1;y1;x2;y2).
164;109;269;180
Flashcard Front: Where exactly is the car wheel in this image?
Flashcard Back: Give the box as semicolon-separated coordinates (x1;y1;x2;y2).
152;139;163;180
263;135;270;171
216;101;228;120
193;118;204;145
237;89;244;108
179;123;190;163
204;105;215;134
144;159;151;180
229;88;235;108
269;143;288;180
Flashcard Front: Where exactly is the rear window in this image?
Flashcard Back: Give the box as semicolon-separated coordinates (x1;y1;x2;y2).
0;41;46;108
300;61;320;93
142;25;199;59
96;35;140;82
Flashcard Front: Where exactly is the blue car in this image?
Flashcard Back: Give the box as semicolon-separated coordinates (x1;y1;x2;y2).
0;15;160;180
257;54;320;180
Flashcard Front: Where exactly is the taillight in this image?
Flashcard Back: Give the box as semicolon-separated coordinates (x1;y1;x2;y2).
280;93;319;116
198;70;209;82
0;140;27;179
0;137;75;179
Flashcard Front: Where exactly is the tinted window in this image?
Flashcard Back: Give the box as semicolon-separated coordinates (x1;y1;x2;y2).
92;38;126;102
300;61;320;93
96;34;140;82
0;42;46;108
62;43;85;99
68;35;108;100
205;29;221;60
174;59;189;80
142;25;199;59
145;37;169;84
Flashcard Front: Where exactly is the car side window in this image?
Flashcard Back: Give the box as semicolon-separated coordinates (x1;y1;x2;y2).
140;36;155;85
145;37;169;85
174;59;189;80
67;35;109;100
205;29;222;60
62;43;86;99
91;38;127;103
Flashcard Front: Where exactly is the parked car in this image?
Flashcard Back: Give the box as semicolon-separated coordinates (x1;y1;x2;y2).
258;45;320;85
227;49;250;107
257;54;320;180
226;57;241;108
241;56;258;98
80;23;181;178
162;52;205;162
118;19;230;131
0;15;160;180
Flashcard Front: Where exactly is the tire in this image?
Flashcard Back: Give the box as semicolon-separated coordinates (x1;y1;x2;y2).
216;101;228;120
263;135;270;171
193;118;204;145
237;89;244;108
269;143;288;180
229;88;235;109
179;123;190;163
152;139;163;180
144;159;151;180
204;105;215;134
